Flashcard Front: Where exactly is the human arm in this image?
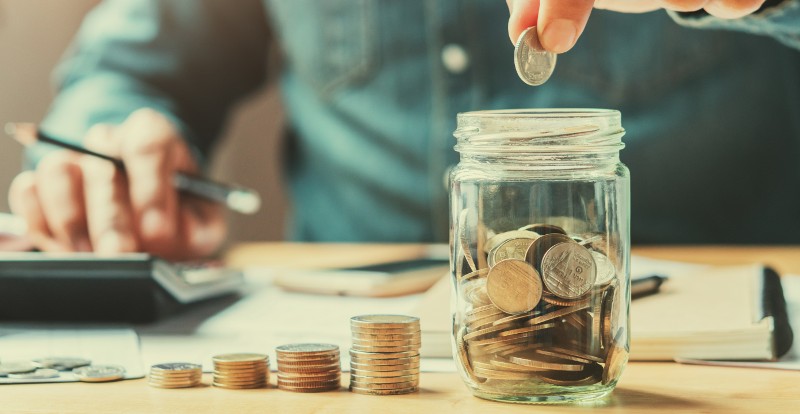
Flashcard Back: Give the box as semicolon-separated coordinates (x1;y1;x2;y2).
8;0;270;259
506;1;797;52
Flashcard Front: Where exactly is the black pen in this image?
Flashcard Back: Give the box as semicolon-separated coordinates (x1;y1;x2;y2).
631;275;667;299
5;122;261;215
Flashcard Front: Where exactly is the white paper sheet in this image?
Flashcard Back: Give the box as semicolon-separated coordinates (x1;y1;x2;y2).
0;327;144;384
138;268;455;372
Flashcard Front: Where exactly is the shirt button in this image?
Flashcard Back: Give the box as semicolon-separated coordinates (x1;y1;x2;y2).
441;44;470;74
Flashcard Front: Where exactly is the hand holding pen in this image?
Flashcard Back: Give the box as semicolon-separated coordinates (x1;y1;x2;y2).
5;109;260;260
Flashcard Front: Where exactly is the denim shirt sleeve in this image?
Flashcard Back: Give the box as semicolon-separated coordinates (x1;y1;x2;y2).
668;0;800;51
31;0;270;168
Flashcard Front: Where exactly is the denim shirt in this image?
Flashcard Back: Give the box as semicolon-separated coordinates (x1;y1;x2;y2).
36;0;800;244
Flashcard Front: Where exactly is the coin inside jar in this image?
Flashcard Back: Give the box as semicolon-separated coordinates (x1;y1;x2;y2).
513;26;557;86
485;259;542;314
540;242;597;299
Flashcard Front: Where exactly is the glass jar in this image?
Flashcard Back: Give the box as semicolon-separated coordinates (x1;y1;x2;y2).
449;109;630;403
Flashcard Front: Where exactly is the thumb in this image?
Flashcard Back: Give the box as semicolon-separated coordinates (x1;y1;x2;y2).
537;0;595;54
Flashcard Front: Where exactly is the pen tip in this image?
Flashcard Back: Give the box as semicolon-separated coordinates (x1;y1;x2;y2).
4;122;38;146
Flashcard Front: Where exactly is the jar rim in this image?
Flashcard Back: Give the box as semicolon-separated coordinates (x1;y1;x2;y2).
458;108;619;119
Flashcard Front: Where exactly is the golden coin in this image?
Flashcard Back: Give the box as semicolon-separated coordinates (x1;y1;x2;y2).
212;382;266;389
485;259;543;314
351;332;421;341
349;385;418;395
350;367;419;378
485;358;549;372
541;293;591;307
466;304;503;318
350;374;419;384
351;346;420;354
507;353;584;371
540;242;597;299
488;238;537;268
148;372;202;379
602;328;628;385
277;372;340;381
525;302;591;326
496;321;557;337
212;353;268;364
544;346;604;364
349;349;419;360
460;268;489;283
351;338;421;347
600;282;619;351
277;377;340;387
279;384;340;393
349;379;419;390
350;315;420;329
472;365;539;380
535;348;592;364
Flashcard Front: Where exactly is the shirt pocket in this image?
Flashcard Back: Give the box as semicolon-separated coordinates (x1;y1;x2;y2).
555;12;736;106
266;0;377;96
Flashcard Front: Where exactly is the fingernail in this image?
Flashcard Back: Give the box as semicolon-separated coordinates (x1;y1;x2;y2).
542;19;578;54
141;209;168;238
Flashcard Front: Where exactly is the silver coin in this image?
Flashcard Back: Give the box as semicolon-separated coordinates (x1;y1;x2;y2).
150;362;202;372
8;368;60;380
275;343;339;354
488;238;536;267
33;357;91;371
0;361;37;376
591;251;616;286
540;242;597;299
73;365;126;382
514;26;556;86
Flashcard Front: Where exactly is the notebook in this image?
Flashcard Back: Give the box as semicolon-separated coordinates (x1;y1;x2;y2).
413;263;793;361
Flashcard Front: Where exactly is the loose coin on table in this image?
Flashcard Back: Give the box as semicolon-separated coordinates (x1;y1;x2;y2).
0;361;37;376
33;357;91;371
514;26;557;86
73;365;126;383
8;368;60;380
275;343;341;393
148;362;202;389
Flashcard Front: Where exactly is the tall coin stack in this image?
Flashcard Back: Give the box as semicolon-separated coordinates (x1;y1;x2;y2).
275;344;341;393
349;315;421;395
212;353;269;389
148;362;202;388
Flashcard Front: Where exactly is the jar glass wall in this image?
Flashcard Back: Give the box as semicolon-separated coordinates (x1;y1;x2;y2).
449;109;630;403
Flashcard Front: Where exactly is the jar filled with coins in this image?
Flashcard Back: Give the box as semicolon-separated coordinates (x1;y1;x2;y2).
449;109;630;403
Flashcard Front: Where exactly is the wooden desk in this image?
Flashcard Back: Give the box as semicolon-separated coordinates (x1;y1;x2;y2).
3;245;799;414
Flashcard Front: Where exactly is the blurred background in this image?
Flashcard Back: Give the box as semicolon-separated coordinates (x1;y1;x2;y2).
0;0;287;244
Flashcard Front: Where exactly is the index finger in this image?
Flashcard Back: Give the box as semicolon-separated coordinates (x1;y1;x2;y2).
118;109;183;253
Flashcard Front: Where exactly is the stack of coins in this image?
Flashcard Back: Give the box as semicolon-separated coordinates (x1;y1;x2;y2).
275;344;341;392
349;315;421;395
456;221;626;388
147;362;202;388
212;353;269;389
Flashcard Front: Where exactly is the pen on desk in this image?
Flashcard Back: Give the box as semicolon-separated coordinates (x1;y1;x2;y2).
631;275;667;299
4;122;262;215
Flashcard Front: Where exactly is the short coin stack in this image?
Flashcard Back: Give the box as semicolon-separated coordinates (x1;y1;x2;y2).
148;363;202;388
275;344;341;392
212;353;269;389
349;315;421;395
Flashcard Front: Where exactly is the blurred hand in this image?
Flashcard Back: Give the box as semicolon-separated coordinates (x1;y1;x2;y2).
8;108;226;260
507;0;767;53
